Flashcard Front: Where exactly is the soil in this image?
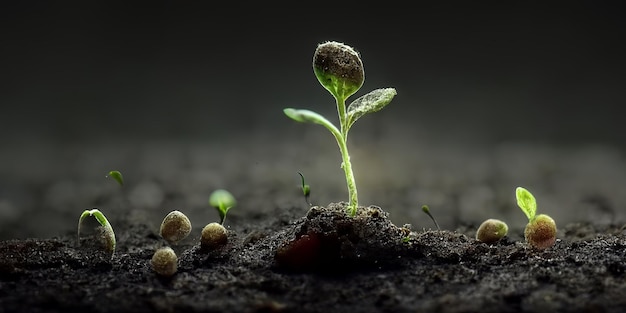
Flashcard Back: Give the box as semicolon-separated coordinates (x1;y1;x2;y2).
1;132;626;313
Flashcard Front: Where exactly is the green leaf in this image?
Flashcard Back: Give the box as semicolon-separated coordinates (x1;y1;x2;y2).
284;108;329;125
209;189;236;225
283;108;342;140
347;88;396;128
516;187;537;221
106;170;124;186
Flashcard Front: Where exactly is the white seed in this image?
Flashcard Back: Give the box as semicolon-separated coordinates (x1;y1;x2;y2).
160;210;192;244
151;247;177;277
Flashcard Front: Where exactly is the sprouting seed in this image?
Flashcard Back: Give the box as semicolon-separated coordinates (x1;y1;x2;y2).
516;186;557;249
77;208;116;255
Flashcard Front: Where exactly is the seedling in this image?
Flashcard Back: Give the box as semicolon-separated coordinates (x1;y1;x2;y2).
284;41;397;216
421;205;441;230
159;210;192;245
516;186;557;249
209;189;236;225
151;246;178;277
298;172;312;206
77;208;116;255
476;218;508;243
106;170;124;186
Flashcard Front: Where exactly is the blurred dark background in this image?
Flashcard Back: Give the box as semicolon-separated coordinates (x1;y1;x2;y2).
2;2;626;240
2;2;625;146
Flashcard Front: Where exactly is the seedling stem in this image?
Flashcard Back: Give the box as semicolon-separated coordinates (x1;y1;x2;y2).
422;205;441;230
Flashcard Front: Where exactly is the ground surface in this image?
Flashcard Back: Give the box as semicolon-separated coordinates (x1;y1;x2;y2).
1;129;626;312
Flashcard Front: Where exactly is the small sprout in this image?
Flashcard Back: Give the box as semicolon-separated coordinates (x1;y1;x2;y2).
200;222;228;250
476;218;509;243
284;41;397;216
209;189;236;225
106;170;124;186
516;187;557;249
298;172;312;206
421;205;441;230
159;210;192;245
151;247;178;277
77;208;116;255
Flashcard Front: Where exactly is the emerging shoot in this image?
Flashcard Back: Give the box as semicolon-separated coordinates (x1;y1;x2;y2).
515;186;557;249
298;172;312;206
159;210;192;245
422;205;441;230
284;41;397;216
476;218;508;243
106;170;124;186
209;189;236;225
77;208;116;255
151;247;178;277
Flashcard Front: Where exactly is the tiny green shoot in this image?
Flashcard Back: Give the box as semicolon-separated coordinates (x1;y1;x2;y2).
106;170;124;186
284;41;397;216
421;205;441;230
77;208;116;255
298;172;312;206
515;186;557;249
209;189;236;225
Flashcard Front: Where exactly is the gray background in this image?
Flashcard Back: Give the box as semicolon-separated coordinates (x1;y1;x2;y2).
1;3;626;239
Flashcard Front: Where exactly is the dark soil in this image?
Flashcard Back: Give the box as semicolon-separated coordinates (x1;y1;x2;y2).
1;201;626;313
1;137;626;313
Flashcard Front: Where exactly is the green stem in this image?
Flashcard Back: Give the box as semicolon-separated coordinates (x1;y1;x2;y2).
335;94;358;215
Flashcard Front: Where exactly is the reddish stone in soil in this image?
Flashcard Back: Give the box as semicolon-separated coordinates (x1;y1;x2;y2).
275;233;322;271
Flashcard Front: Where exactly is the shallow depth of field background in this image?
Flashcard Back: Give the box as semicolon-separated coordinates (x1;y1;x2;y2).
1;3;626;239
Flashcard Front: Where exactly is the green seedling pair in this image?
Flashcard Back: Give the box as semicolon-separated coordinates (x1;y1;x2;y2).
474;187;557;249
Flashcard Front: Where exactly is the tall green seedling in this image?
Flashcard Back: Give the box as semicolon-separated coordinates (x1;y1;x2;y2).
284;41;397;216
